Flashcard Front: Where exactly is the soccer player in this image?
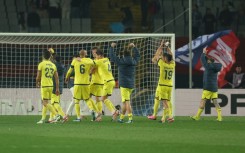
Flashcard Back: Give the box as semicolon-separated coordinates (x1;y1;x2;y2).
150;40;175;123
92;49;119;120
109;42;140;123
36;49;61;124
65;50;101;121
48;54;68;122
90;47;104;116
191;48;223;121
65;54;89;121
148;40;173;121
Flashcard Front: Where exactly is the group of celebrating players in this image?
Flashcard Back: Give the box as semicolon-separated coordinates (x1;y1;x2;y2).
35;39;223;124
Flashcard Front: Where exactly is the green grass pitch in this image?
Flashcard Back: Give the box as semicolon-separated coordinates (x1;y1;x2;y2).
0;116;244;153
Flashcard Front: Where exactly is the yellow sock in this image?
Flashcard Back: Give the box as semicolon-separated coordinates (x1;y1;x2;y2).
120;114;125;120
49;111;55;120
104;99;115;114
128;113;133;120
168;101;172;117
90;98;99;112
86;99;99;112
164;108;168;119
216;108;222;118
75;102;80;119
54;103;65;117
46;103;57;115
162;109;166;121
196;108;204;118
41;106;47;120
153;98;160;116
96;101;103;113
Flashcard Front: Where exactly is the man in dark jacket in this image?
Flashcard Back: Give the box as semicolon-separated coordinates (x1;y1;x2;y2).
109;42;140;123
50;54;68;122
191;48;223;121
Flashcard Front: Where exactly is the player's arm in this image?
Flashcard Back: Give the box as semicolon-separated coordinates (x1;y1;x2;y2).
36;63;42;87
109;43;119;64
36;70;41;87
65;61;74;83
90;61;97;74
165;42;173;56
129;43;140;64
54;71;60;95
152;40;164;64
201;47;208;68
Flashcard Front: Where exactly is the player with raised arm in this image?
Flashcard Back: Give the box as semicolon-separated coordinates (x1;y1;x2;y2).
36;49;61;124
151;40;175;123
109;42;140;123
148;40;173;121
191;48;223;121
65;50;101;121
92;49;119;121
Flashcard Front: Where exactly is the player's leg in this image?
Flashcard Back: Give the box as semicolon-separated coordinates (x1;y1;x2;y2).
102;81;118;119
119;102;126;122
52;94;67;121
118;87;133;123
148;86;160;120
82;85;101;121
73;85;82;121
38;87;59;124
66;87;75;116
191;90;209;120
96;96;103;113
91;84;103;113
211;92;222;121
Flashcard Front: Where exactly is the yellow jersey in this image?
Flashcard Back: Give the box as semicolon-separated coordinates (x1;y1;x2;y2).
38;60;57;87
95;58;114;82
71;58;94;85
158;59;175;86
91;59;104;84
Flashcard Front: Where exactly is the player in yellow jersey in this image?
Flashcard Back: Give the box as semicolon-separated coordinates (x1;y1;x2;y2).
148;40;173;121
92;49;119;120
36;49;61;124
65;50;102;121
90;47;104;120
151;40;175;123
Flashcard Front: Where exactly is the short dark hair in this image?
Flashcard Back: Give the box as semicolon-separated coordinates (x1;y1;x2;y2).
96;49;104;56
43;49;51;60
55;55;61;62
163;53;172;62
92;47;99;50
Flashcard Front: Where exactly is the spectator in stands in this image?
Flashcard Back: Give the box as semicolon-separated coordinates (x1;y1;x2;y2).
70;0;81;18
121;7;134;33
219;4;233;30
226;65;245;88
203;8;216;34
192;4;202;38
49;0;61;18
33;0;49;18
140;0;148;30
27;5;41;32
61;0;71;19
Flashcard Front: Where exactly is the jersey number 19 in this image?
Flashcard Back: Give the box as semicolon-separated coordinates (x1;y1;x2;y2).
164;70;173;80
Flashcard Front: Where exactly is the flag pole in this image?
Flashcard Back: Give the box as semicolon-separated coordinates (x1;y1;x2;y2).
189;0;193;88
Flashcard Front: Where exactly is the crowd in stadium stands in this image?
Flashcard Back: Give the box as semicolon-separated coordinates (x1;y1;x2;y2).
28;0;91;19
